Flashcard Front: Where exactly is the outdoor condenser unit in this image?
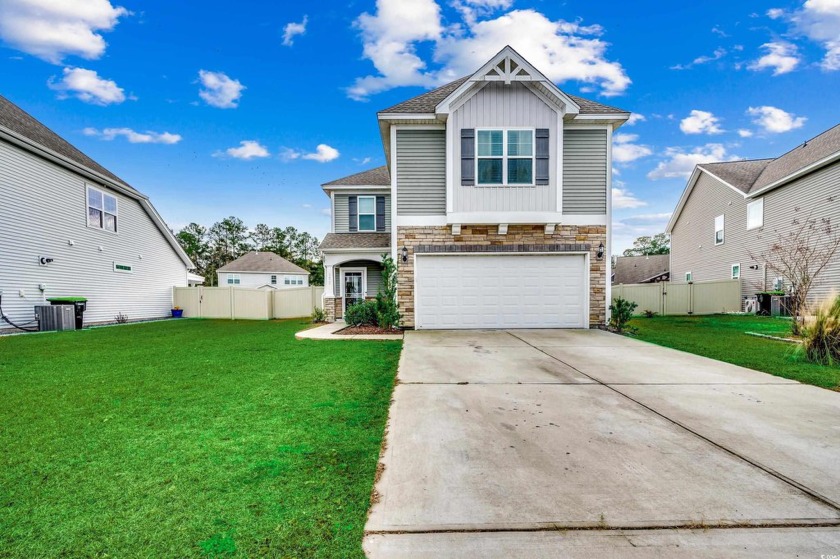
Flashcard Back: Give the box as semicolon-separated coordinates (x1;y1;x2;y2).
34;305;76;332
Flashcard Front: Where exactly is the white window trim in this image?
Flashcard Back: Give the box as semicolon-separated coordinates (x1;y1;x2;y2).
685;271;693;282
271;275;277;285
714;214;725;246
86;184;118;233
746;198;764;230
358;195;377;232
731;263;741;280
113;262;133;274
341;268;367;313
226;274;240;285
475;127;535;187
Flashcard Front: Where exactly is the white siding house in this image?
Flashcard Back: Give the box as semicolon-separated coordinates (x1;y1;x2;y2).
0;95;193;329
216;252;310;289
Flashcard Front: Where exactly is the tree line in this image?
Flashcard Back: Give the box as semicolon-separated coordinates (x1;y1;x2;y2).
175;217;323;286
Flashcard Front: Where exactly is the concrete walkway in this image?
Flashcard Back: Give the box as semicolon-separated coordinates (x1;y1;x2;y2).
365;329;840;557
295;322;403;341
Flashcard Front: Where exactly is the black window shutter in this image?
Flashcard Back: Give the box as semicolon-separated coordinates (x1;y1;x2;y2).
535;128;549;185
348;196;358;232
461;129;475;186
376;196;386;231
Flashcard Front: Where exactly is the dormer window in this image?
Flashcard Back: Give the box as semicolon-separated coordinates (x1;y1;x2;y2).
476;129;534;185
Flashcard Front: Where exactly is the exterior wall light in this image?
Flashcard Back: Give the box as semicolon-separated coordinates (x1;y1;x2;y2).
596;242;605;260
401;246;408;263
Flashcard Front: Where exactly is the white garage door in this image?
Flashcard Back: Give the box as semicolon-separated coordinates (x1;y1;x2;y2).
414;254;588;329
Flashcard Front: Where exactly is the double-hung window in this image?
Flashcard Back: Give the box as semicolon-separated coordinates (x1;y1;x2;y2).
227;274;240;285
88;186;117;232
358;196;376;231
747;198;763;230
476;129;534;185
271;275;277;285
714;215;725;245
731;263;741;280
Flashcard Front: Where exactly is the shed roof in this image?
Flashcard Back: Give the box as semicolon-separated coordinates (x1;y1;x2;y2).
319;233;391;251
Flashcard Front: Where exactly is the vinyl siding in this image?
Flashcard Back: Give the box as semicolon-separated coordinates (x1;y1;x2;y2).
334;192;391;232
0;139;188;327
217;272;308;288
333;260;385;318
670;163;840;304
563;129;607;215
450;81;558;212
396;130;446;215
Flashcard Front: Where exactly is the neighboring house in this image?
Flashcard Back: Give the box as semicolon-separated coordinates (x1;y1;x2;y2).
320;46;629;329
216;251;310;288
667;122;840;305
0;95;193;329
612;254;670;284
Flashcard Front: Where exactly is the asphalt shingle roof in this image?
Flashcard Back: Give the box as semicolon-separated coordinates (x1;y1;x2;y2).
0;94;138;193
217;252;309;274
320;233;391;251
698;159;773;194
612;254;670;285
323;166;391;186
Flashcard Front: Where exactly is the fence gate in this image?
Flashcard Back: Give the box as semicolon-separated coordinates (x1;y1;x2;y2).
172;286;324;320
612;279;741;316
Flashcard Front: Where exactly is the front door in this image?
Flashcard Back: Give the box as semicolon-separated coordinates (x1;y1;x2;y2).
344;271;364;313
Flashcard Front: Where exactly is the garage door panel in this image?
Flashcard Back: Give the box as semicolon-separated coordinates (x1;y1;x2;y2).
415;254;587;329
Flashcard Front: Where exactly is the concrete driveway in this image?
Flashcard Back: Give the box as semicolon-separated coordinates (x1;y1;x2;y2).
364;329;840;557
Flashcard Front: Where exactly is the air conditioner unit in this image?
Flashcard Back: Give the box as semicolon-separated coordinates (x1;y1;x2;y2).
34;305;76;332
744;297;758;314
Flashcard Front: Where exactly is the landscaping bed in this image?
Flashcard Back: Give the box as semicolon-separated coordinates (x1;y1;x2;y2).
337;325;400;336
0;319;402;557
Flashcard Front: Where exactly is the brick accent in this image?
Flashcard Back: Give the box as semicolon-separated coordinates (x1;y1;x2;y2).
396;224;607;328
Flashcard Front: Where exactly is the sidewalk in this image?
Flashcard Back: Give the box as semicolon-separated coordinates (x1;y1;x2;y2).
295;321;403;341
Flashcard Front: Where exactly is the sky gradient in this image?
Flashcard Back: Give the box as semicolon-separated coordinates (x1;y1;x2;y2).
2;0;838;253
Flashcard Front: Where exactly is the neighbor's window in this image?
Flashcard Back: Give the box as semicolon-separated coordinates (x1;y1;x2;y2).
747;198;764;230
88;186;117;232
297;278;304;285
714;215;724;245
476;129;534;185
358;196;376;231
227;274;240;285
284;277;291;285
271;275;277;285
685;271;693;282
731;263;741;280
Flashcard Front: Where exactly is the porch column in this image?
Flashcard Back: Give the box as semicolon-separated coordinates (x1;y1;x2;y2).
324;264;335;297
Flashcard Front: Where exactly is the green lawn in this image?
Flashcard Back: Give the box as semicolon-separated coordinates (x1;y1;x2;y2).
629;314;840;390
0;319;401;558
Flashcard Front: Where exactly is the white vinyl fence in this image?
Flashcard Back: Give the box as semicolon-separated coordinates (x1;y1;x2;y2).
612;279;741;316
172;286;324;320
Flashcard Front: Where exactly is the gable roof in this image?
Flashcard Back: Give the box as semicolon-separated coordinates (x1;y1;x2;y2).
322;165;390;187
697;159;773;194
612;254;670;285
217;251;309;274
0;95;192;268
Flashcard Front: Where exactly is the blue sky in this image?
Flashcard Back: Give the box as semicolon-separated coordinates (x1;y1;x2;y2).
1;0;839;253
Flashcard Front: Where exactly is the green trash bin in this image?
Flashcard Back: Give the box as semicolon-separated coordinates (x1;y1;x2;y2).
47;297;88;330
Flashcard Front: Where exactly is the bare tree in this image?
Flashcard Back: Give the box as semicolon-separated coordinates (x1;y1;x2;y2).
750;207;840;334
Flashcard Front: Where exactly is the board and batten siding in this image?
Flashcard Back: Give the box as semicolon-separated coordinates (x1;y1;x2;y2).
450;81;558;213
0;139;188;327
670;163;840;304
396;130;446;215
334;192;391;232
562;129;607;215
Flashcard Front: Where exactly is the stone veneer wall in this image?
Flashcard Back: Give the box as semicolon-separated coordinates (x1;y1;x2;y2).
396;225;607;328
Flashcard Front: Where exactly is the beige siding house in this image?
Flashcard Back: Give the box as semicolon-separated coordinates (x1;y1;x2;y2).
319;46;630;329
667;123;840;306
0;95;193;329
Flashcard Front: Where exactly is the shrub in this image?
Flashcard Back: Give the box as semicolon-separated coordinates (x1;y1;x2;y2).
374;254;400;330
345;300;378;327
642;309;658;318
311;306;326;323
609;297;638;333
800;295;840;366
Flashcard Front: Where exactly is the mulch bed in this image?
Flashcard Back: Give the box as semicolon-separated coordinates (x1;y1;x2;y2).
337;325;400;336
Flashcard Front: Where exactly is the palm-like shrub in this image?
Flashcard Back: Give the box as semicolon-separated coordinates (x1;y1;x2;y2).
800;295;840;365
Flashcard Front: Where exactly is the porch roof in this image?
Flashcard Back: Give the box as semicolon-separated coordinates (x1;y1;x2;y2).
320;233;391;251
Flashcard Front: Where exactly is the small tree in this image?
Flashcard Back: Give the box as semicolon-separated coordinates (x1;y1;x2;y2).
750;207;840;335
375;254;400;330
609;297;638;333
622;233;670;256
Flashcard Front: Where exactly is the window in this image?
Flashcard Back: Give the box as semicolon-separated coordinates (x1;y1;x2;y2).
714;215;724;245
298;278;304;285
685;271;693;282
284;277;290;285
113;262;132;273
476;129;534;185
271;275;277;285
747;198;764;230
226;274;240;285
88;186;117;232
731;263;741;280
358;196;376;231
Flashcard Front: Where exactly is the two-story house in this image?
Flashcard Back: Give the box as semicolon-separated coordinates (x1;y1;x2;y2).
667;122;840;306
0;94;194;329
319;46;629;329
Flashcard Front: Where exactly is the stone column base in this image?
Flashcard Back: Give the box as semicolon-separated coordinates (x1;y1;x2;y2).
324;297;336;322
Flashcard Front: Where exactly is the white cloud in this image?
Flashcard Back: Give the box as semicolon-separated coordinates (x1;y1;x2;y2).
198;70;245;108
83;127;181;144
746;105;807;133
775;1;840;70
612;133;653;163
748;41;801;75
626;113;646;126
620;212;673;225
282;15;308;46
612;187;647;209
711;25;730;37
48;67;126;105
647;143;736;180
214;140;269;160
349;3;630;100
0;0;128;63
738;128;754;138
679;110;724;135
670;47;727;70
353;156;373;165
281;144;341;163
